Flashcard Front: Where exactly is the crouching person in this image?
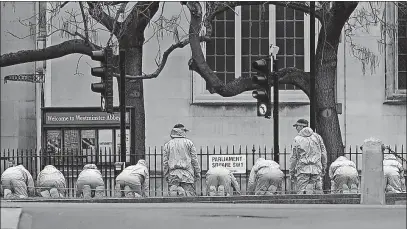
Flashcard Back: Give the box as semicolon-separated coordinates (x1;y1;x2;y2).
76;164;105;198
383;154;406;193
248;158;284;195
37;165;67;198
1;164;35;198
115;160;149;198
205;166;240;196
329;156;359;194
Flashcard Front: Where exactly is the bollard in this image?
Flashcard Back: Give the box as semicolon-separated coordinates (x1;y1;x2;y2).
360;138;385;205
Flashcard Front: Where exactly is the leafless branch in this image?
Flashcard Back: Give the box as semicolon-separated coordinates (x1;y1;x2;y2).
87;2;121;36
119;36;211;80
0;39;100;67
120;1;159;41
108;2;128;45
60;2;69;9
74;55;85;77
79;2;91;47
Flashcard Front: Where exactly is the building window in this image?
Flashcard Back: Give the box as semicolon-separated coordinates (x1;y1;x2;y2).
275;6;305;90
241;5;269;78
385;2;407;100
193;4;310;104
206;9;235;89
397;4;407;91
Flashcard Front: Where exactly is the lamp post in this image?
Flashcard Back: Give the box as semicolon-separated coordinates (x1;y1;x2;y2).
270;45;280;163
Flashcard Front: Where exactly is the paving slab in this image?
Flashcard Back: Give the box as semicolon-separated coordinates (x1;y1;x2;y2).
1;208;22;229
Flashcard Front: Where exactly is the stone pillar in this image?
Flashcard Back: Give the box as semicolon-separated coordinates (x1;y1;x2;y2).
360;138;385;205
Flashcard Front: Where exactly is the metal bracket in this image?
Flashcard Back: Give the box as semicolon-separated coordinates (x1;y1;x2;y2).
4;71;45;84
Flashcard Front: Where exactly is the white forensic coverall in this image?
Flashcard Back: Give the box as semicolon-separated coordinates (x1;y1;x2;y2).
37;165;67;197
289;127;327;194
205;166;240;196
1;165;35;198
163;128;201;197
329;156;359;193
383;154;406;193
248;158;284;195
116;160;150;197
76;164;105;197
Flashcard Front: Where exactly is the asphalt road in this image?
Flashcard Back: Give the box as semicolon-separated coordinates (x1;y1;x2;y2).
2;202;406;229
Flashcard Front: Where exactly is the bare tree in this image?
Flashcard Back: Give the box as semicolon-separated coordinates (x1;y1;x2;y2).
1;2;205;162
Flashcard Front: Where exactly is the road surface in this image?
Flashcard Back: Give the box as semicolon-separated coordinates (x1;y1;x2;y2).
2;202;406;229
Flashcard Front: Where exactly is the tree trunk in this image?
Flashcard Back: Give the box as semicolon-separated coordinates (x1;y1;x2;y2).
315;28;344;191
118;44;145;165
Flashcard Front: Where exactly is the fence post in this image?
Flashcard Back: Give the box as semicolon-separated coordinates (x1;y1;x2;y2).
360;138;385;205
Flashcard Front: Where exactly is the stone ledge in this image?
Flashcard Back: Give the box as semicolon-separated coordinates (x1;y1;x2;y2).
2;193;405;205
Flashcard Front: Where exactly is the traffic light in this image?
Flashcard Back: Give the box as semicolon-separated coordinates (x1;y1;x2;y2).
252;58;271;118
91;47;114;113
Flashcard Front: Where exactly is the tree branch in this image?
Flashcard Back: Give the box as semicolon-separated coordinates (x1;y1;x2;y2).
326;2;359;43
108;2;128;44
0;39;100;67
87;2;121;36
122;35;211;80
121;1;160;45
184;2;310;97
79;2;91;47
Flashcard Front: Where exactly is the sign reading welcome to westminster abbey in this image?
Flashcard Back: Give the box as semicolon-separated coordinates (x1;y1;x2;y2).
208;155;247;174
44;111;130;126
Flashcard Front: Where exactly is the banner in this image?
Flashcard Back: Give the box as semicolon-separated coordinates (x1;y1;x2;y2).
208;155;247;173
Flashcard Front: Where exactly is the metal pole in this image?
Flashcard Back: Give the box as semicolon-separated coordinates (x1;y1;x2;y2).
119;50;126;163
310;1;316;131
272;58;279;163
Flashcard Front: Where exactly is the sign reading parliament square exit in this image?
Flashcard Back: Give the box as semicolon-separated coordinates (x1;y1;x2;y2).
208;155;247;174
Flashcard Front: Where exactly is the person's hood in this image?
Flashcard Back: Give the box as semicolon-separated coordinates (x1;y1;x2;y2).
137;159;147;167
298;127;314;137
44;165;57;170
170;128;186;138
83;164;98;170
255;158;265;164
335;156;349;162
384;154;397;161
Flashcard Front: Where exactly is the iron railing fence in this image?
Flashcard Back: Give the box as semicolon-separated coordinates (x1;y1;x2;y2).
1;144;405;197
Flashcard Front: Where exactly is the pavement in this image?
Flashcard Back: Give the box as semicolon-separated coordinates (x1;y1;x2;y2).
1;202;406;229
1;207;21;229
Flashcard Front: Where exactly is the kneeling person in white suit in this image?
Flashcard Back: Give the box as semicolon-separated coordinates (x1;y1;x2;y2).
329;156;359;193
115;159;150;198
383;154;406;193
248;158;284;195
76;164;105;198
1;164;35;198
37;165;67;198
205;166;240;196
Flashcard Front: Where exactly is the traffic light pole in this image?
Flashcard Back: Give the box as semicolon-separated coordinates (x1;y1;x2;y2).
272;58;279;164
310;2;316;131
119;50;126;163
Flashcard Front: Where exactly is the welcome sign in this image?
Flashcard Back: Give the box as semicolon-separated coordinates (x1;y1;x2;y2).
208;155;247;174
44;112;130;125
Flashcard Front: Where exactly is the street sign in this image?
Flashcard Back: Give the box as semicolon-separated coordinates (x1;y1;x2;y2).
208;155;247;174
101;97;106;111
258;103;267;116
